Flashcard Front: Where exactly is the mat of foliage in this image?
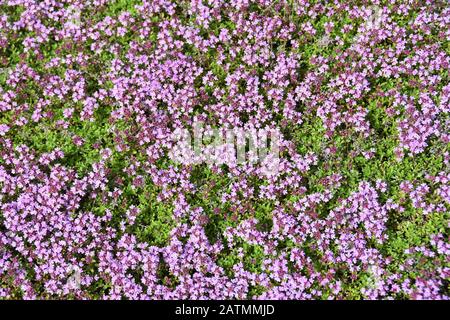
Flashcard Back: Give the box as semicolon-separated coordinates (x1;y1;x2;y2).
0;0;449;300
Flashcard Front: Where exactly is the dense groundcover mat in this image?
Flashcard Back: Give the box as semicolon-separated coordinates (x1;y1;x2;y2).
0;0;449;300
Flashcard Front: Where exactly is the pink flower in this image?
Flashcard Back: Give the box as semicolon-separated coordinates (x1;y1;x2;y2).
0;124;9;136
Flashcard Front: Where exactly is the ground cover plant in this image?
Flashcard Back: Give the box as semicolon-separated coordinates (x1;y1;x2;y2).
0;0;449;300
